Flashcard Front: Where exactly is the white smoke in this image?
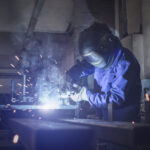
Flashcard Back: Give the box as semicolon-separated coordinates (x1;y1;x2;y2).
11;33;66;106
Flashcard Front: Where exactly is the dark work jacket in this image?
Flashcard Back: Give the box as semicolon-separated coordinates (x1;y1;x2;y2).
67;47;141;122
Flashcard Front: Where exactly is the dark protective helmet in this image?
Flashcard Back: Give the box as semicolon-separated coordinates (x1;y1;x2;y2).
78;22;121;68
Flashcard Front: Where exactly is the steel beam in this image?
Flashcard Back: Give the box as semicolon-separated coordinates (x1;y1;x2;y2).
25;0;46;39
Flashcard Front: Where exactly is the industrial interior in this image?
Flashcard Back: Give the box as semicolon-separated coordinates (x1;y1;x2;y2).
0;0;150;150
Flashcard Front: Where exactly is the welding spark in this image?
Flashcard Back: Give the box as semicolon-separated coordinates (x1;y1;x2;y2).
13;110;16;113
145;93;150;101
38;117;42;120
27;79;30;82
60;91;72;99
17;72;22;76
40;101;60;110
25;69;29;73
38;95;61;111
12;134;19;144
17;83;22;87
40;54;43;59
59;93;69;99
14;56;20;61
10;64;15;68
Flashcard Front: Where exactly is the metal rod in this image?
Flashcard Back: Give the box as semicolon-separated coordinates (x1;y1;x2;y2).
23;74;26;102
108;103;114;121
11;80;15;101
24;0;46;40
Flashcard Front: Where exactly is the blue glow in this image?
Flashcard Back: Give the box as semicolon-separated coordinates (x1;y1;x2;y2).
39;94;61;109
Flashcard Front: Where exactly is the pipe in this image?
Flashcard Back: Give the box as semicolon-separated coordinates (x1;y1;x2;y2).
25;0;46;39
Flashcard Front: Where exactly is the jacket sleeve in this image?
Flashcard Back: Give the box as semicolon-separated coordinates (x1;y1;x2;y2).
67;60;95;83
86;59;140;108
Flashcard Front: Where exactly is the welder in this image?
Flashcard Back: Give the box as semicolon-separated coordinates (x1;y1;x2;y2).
67;22;141;122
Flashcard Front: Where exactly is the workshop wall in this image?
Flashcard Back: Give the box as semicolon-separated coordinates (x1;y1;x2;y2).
0;0;74;33
142;0;150;78
115;0;142;38
126;0;142;35
115;0;150;79
115;0;150;99
87;0;115;28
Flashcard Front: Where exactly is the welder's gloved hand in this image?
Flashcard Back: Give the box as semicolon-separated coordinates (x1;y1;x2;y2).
70;87;88;102
79;86;88;101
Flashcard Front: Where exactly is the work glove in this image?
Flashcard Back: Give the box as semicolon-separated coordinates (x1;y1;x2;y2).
70;86;88;102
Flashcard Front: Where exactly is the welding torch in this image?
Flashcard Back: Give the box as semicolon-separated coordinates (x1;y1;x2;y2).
60;83;88;103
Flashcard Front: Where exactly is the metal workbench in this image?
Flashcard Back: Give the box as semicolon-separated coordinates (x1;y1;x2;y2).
5;118;150;150
60;118;150;150
7;118;95;150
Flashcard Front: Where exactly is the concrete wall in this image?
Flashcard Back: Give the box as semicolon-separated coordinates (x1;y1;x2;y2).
142;0;150;78
0;0;34;32
115;0;141;37
121;35;132;50
132;34;144;78
116;0;150;80
0;0;74;33
87;0;115;27
126;0;141;34
35;0;74;33
115;0;146;79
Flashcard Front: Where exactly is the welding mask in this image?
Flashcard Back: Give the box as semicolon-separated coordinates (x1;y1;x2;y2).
79;22;120;69
81;47;115;69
